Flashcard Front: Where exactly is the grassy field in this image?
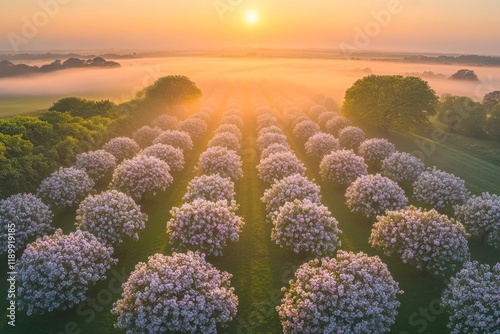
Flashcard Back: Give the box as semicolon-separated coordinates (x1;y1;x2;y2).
1;88;500;334
0;96;55;118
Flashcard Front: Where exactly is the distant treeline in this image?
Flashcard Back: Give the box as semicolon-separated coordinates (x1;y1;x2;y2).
0;57;120;78
402;54;500;67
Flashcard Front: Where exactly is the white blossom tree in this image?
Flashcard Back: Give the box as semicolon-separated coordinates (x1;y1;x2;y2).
140;143;185;172
304;132;340;158
454;192;500;248
112;252;238;334
153;130;193;152
257;151;306;184
37;167;94;208
413;167;469;208
220;115;244;129
196;146;243;180
178;118;208;142
74;149;116;181
167;199;244;256
317;111;338;129
260;143;290;160
110;155;173;200
338;126;366;150
258;125;283;137
183;174;236;202
215;123;243;141
358;138;396;166
0;193;53;253
75;190;147;246
102;137;140;162
381;152;425;183
17;229;116;315
320;150;368;187
256;132;289;151
293;120;321;142
441;261;500;334
150;114;179;130
277;251;402;334
369;206;470;276
272;199;342;256
207;132;241;152
325;116;351;136
132;125;162;148
345;174;408;219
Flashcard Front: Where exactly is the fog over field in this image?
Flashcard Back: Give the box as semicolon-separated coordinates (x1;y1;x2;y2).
1;57;499;110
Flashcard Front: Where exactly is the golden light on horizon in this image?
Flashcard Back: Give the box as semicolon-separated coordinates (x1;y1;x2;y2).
245;10;259;24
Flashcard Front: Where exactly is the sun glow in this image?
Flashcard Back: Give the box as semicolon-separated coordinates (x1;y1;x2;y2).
245;10;258;24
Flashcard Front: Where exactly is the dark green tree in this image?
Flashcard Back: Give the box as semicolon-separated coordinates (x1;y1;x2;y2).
485;105;500;141
482;91;500;113
49;97;115;118
449;69;479;81
138;75;202;105
342;75;439;132
437;95;487;137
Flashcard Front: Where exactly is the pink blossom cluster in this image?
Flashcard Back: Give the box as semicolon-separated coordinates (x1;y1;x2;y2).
140;143;185;172
369;206;470;275
37;167;94;208
260;143;291;160
293;120;321;142
75;190;147;246
441;261;500;334
271;199;342;256
320;149;368;187
153;130;193;153
307;104;328;120
325;116;351;136
0;193;53;253
74;149;116;181
220;114;244;129
413;167;469;208
215;123;243;142
381;152;425;183
345;174;408;219
358;138;396;166
277;251;402;333
304;132;339;158
112;252;238;333
454;192;500;249
110;155;173;200
338;126;366;150
261;173;321;219
258;124;283;137
178;118;208;142
317;111;338;129
208;131;241;152
257;151;306;184
196;146;243;180
102;136;140;162
167;199;244;256
256;132;289;151
150;114;179;130
183;174;236;203
18;229;116;315
132;125;162;148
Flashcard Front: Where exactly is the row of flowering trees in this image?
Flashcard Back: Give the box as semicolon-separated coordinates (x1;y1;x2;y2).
278;96;499;333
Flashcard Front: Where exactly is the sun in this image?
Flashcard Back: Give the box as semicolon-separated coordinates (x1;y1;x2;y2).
245;10;259;24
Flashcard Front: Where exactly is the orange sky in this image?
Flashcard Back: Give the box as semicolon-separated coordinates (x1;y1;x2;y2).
1;0;499;54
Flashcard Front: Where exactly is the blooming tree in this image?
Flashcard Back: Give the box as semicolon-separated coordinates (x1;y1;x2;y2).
441;261;500;334
132;125;162;148
178;118;208;142
277;251;402;334
112;252;238;334
338;126;366;150
17;229;116;315
325;116;351;136
317;111;338;129
110;155;173;200
183;174;236;203
74;149;116;181
258;125;283;137
293;120;321;142
256;132;289;151
271;199;341;256
413;167;469;208
215;123;243;141
381;152;425;183
150;114;179;130
345;174;408;219
369;206;470;275
261;173;321;219
167;199;244;256
454;192;500;248
358;138;396;166
257;151;306;184
140;143;185;172
196;146;243;180
37;167;94;208
320;150;368;187
102;137;140;162
207;132;241;152
0;193;53;253
308;104;328;120
304;132;339;158
75;190;147;246
257;114;279;130
260;143;290;160
153;130;193;152
220;115;244;129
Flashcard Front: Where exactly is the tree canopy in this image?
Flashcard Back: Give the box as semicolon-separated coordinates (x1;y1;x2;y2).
49;97;116;118
482;90;500;113
342;75;439;132
437;95;487;137
138;75;202;105
449;69;479;81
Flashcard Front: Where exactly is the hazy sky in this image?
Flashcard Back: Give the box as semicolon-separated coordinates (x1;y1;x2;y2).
1;0;499;55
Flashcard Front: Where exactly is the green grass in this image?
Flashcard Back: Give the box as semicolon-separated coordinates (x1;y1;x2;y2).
0;96;55;118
